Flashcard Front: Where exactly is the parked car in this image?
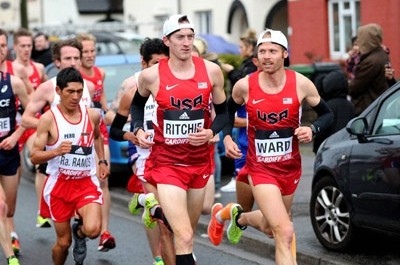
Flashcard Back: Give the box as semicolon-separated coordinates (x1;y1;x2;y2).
99;54;141;186
310;81;400;251
22;54;141;186
90;31;144;56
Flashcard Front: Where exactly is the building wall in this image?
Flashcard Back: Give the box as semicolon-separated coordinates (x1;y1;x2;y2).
28;0;123;32
288;0;400;75
0;0;20;30
124;0;279;42
288;0;330;64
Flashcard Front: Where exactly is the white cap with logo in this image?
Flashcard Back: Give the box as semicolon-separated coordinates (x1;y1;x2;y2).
163;14;195;36
256;29;288;50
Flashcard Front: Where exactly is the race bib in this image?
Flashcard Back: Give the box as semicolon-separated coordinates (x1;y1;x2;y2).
58;145;93;177
163;109;204;145
0;117;11;137
255;128;293;163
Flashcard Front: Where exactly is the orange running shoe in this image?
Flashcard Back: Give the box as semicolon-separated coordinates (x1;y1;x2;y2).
207;203;225;246
11;237;20;255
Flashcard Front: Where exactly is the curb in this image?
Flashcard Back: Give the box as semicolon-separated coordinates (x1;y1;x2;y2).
110;188;346;265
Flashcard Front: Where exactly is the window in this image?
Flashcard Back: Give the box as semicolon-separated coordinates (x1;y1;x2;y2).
195;11;212;34
374;89;400;135
328;0;360;60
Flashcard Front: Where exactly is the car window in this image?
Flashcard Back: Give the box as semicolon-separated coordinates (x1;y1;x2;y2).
96;42;121;55
373;89;400;135
102;63;141;102
117;39;142;55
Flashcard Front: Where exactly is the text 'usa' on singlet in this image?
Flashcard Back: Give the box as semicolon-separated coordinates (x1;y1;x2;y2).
0;72;16;140
246;69;302;179
46;104;96;178
153;56;212;165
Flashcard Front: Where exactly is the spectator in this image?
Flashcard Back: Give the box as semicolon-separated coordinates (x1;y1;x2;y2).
346;35;396;87
348;23;390;116
32;32;52;67
345;36;359;80
385;61;397;87
313;70;355;153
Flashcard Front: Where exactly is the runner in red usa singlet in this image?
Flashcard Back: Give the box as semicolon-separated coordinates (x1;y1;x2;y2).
246;69;302;192
152;56;212;166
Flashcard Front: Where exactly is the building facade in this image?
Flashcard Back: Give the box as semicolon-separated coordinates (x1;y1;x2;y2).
1;0;399;72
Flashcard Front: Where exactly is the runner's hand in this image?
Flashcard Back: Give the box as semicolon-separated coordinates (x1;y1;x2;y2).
136;130;154;149
188;127;213;146
223;135;242;159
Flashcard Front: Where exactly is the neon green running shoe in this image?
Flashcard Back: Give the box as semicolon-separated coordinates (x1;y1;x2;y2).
128;193;143;215
36;215;52;228
227;203;245;244
142;193;158;229
7;256;20;265
153;256;164;265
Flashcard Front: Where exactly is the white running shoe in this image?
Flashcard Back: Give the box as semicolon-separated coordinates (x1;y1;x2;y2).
220;178;236;192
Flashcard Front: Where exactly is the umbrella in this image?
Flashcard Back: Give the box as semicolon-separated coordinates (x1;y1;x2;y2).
198;34;240;54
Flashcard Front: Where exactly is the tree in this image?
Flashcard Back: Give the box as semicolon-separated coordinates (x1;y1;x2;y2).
20;0;28;29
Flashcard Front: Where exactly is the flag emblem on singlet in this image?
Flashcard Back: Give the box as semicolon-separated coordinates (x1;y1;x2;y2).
283;98;292;104
198;82;208;89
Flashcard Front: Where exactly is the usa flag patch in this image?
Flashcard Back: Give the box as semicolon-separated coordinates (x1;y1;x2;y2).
198;82;208;89
283;98;292;104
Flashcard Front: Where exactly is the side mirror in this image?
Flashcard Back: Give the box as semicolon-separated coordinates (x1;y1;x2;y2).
346;117;369;142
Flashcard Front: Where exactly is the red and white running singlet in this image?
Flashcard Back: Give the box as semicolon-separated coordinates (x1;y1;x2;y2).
46;104;96;179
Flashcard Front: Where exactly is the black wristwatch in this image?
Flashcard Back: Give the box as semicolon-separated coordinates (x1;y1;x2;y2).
98;159;108;166
133;126;144;136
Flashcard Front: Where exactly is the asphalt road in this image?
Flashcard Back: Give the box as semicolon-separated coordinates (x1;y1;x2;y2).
5;175;276;264
10;143;400;265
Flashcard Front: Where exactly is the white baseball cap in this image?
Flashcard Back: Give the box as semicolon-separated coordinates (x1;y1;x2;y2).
256;29;288;50
163;14;195;36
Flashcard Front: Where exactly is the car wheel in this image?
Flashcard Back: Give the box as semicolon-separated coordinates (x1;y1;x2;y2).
310;176;355;251
22;144;36;173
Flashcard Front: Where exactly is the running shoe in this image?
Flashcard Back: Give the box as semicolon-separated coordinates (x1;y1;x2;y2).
72;221;87;265
220;177;236;192
143;193;158;229
97;231;116;252
153;256;164;265
11;237;20;255
7;256;19;265
36;215;52;228
207;202;224;246
128;193;143;215
227;203;245;244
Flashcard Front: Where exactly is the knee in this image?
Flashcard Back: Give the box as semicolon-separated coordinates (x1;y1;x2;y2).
57;236;72;251
174;227;194;248
82;223;101;239
273;222;294;245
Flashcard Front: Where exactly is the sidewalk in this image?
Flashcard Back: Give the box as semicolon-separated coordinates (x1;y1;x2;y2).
109;143;400;265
